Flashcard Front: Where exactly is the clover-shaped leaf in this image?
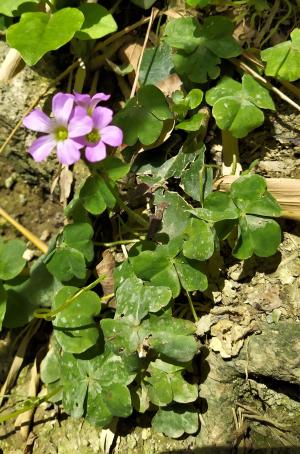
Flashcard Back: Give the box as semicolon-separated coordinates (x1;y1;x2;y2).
46;247;87;282
145;359;198;406
152;404;199;438
233;215;281;260
115;276;172;322
231;174;282;217
75;4;117;41
154;189;192;238
190;192;240;223
7;8;84;65
261;29;300;82
62;222;94;262
0;238;26;281
61;349;135;426
206;74;275;138
141;314;198;362
113;85;173;146
164;16;240;83
53;286;101;353
79;175;114;215
173;254;208;292
139;43;174;85
101;318;141;355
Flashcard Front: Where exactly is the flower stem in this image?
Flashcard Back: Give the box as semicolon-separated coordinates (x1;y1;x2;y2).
186;291;198;323
94;239;140;247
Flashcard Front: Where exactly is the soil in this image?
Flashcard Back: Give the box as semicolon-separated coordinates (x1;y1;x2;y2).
0;26;300;454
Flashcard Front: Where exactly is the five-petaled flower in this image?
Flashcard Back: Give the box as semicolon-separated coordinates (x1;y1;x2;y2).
23;92;123;165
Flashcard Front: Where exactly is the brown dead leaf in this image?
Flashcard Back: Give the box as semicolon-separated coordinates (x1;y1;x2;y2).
96;250;116;307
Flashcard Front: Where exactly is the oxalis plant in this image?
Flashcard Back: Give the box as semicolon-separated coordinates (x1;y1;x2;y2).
0;0;299;440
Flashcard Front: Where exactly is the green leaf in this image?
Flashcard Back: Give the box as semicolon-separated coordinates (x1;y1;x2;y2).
145;359;198;406
261;29;300;82
61;349;134;425
79;175;107;215
141;314;198;362
176;112;205;132
206;74;275;138
164;16;240;83
152;405;199;438
206;75;275;138
183;218;215;261
233;215;281;260
173;254;208;292
154;189;192;238
129;242;181;297
115;276;172;322
63;222;94;262
75;4;117;40
231;174;282;217
7;8;84;66
0;0;39;17
181;152;205;201
95;157;130;181
40;347;61;384
53;286;101;354
196;191;240;222
0;282;7;331
0;238;26;281
130;0;157;8
46;247;87;281
113;85;173;146
139;43;174;85
101;318;140;354
186;0;212;5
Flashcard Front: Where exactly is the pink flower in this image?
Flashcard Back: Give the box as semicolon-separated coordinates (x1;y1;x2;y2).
78;107;123;162
74;92;110;115
23;93;93;165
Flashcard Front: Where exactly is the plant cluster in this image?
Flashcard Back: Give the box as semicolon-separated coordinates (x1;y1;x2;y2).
0;0;299;439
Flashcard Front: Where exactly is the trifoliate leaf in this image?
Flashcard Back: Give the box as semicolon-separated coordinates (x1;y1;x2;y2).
181;152;205;202
261;29;300;82
53;286;101;353
40;347;61;384
145;359;198;406
113;85;173;146
141;314;198;362
190;192;240;222
95;157;130;181
75;4;117;40
46;247;87;281
173;254;208;292
154;189;192;238
233;215;281;260
115;276;172;322
152;405;199;438
176;112;206;132
231;174;282;217
7;8;84;65
63;222;94;262
164;16;241;83
79;175;107;215
206;74;275;138
0;238;26;281
101;318;140;354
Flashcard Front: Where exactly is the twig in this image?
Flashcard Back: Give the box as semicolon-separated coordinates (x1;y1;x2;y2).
232;59;300;112
0;206;48;253
0;49;23;82
130;7;157;98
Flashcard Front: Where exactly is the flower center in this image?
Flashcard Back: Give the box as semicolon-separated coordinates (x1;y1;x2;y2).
55;126;68;141
87;106;93;116
86;128;100;144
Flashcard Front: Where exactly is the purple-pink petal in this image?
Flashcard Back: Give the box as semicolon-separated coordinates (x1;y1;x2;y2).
28;135;55;162
85;141;107;163
68;107;93;138
23;109;52;133
56;139;81;165
92;107;113;129
90;92;110;109
52;93;74;125
73;92;90;108
101;126;123;147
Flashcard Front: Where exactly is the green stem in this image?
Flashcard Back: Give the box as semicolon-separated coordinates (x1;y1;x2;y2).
33;276;106;320
105;179;149;229
0;386;62;424
186;291;198;323
221;130;240;175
